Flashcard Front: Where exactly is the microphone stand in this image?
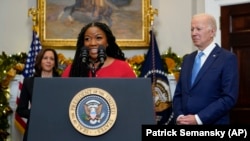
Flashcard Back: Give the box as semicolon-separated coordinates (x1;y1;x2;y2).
90;60;97;77
89;46;106;77
90;61;104;77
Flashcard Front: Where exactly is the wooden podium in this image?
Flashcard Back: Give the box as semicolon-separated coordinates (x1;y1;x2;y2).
27;78;156;141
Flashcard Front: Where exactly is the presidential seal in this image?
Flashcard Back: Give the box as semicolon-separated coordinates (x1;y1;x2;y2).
69;87;117;136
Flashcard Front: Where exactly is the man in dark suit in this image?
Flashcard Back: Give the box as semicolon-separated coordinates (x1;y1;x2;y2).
173;13;239;125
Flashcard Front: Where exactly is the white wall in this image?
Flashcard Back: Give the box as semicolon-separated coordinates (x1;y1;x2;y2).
1;0;36;54
153;0;196;56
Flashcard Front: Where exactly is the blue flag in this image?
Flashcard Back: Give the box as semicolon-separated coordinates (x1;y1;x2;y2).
22;31;42;77
139;30;174;125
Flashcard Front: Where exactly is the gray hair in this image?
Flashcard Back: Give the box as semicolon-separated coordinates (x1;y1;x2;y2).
193;13;217;32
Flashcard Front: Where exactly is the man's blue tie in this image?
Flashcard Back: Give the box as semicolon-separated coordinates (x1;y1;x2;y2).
191;51;204;85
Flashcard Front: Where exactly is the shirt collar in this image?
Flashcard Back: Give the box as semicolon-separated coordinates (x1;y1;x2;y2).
198;41;216;57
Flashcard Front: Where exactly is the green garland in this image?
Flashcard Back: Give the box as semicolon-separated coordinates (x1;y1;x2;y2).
126;47;183;77
0;52;27;141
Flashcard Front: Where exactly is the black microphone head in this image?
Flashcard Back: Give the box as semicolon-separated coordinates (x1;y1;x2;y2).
98;46;107;64
80;46;89;63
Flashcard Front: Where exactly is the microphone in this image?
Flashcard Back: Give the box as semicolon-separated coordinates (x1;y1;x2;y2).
80;46;89;63
98;46;106;64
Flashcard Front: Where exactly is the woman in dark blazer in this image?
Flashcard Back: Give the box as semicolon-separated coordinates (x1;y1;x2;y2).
16;48;59;141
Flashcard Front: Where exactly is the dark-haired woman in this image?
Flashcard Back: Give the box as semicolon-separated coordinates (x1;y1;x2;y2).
61;22;136;78
16;48;59;141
